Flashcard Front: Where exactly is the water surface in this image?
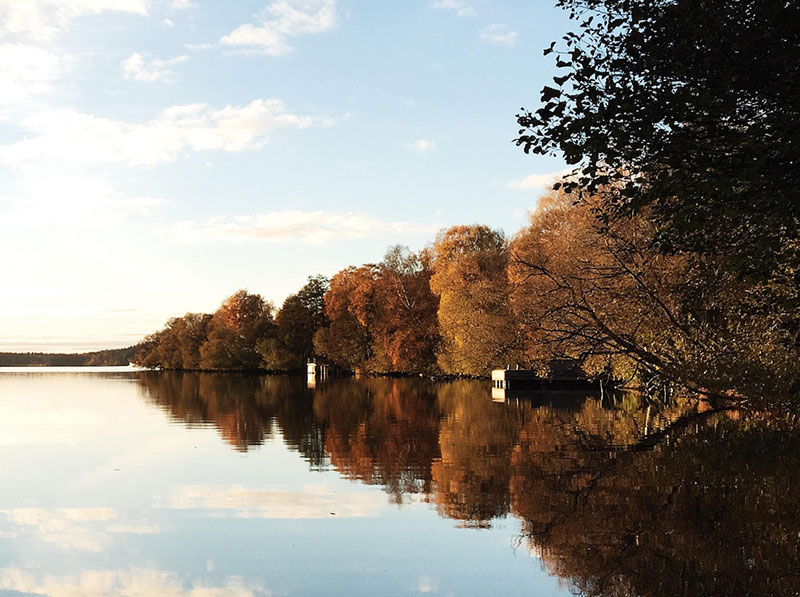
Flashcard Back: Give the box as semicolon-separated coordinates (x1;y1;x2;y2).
0;369;796;596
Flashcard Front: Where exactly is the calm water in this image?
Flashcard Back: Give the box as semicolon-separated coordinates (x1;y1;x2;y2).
0;369;797;596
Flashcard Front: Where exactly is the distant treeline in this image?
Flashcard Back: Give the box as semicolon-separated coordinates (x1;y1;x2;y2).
0;346;138;367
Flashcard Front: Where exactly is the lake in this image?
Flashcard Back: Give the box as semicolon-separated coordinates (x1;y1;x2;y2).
0;368;796;596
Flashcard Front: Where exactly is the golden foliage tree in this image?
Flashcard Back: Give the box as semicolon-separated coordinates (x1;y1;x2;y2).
430;225;522;376
509;189;799;404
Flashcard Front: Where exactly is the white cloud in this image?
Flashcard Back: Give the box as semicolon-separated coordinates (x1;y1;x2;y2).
169;0;192;9
409;139;435;153
0;0;149;41
0;42;61;104
430;0;477;18
506;169;571;191
0;99;314;167
479;23;517;47
166;211;438;244
220;0;337;55
0;567;268;597
122;52;189;82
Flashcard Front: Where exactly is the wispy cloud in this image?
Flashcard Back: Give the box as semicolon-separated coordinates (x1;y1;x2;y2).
409;139;435;153
122;52;189;82
0;0;149;41
166;211;438;244
0;99;315;167
430;0;477;18
220;0;337;55
479;23;517;47
506;169;570;191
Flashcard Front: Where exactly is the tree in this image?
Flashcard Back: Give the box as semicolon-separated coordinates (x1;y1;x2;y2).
295;274;329;330
516;0;800;401
199;290;275;370
509;189;799;404
314;266;377;371
259;275;329;370
134;313;211;369
314;249;440;374
516;0;799;288
371;246;440;374
430;225;522;376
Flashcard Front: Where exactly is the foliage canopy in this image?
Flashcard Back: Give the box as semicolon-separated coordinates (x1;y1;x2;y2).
516;0;800;291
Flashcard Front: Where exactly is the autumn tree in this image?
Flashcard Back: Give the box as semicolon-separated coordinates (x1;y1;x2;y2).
134;312;212;369
259;275;329;371
430;225;522;376
370;246;440;374
315;248;440;374
199;290;275;370
509;189;799;404
516;0;800;400
314;266;377;371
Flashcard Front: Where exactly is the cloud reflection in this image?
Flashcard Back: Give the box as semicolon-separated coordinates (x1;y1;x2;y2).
168;485;385;519
0;508;158;552
0;567;269;597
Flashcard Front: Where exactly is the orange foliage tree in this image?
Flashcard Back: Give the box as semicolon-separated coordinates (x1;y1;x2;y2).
199;290;275;370
315;247;440;374
314;265;377;371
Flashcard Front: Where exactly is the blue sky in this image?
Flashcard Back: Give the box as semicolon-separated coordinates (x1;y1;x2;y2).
0;0;571;351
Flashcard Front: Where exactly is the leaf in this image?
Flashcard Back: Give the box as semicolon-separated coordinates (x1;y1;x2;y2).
541;86;562;102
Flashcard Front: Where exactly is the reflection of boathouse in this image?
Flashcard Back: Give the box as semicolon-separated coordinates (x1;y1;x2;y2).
491;367;599;402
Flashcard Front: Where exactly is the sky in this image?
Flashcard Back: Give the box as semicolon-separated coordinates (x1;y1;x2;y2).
0;0;571;352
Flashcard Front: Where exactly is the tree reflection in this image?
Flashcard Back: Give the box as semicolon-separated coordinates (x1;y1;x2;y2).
312;378;441;503
135;374;800;595
137;372;321;458
512;412;800;596
431;381;521;527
